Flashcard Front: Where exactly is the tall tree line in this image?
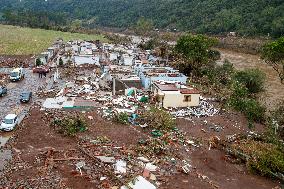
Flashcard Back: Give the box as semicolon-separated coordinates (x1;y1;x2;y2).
0;0;283;37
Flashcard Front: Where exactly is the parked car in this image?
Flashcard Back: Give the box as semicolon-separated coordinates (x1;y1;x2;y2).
32;66;50;74
10;68;25;82
0;86;7;96
20;91;32;103
0;114;18;131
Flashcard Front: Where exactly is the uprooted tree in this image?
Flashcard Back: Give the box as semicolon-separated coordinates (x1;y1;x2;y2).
261;37;284;84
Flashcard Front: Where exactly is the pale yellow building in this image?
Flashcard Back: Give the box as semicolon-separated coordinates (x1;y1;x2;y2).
152;81;200;108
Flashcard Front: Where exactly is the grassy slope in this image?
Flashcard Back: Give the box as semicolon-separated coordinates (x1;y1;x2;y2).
0;24;107;55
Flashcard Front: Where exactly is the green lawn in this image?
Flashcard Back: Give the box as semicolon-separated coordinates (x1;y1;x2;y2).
0;24;107;55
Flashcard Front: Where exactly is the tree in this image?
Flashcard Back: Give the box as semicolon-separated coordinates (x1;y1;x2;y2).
70;19;82;31
134;17;154;36
261;37;284;84
175;34;218;77
35;58;42;66
58;57;63;66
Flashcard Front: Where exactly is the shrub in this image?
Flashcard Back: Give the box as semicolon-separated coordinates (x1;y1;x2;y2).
271;100;284;139
229;82;266;124
208;49;221;61
136;138;167;156
201;60;235;93
58;57;64;66
36;58;42;66
232;140;284;178
139;107;175;131
52;116;87;136
114;112;129;125
235;69;266;94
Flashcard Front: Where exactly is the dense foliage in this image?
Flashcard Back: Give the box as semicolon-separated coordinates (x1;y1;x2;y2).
231;140;284;178
261;37;284;84
173;34;267;126
0;0;284;37
235;69;266;94
139;107;175;131
52;116;87;136
175;34;217;77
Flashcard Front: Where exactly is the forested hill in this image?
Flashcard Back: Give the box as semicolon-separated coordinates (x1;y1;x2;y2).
0;0;284;37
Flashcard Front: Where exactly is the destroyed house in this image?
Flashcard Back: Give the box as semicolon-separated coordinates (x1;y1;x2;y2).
114;75;142;94
38;51;51;65
120;54;134;66
152;81;200;108
135;66;187;89
73;55;100;66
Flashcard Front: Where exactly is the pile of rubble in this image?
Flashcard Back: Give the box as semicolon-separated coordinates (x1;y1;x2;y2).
169;101;219;118
97;93;149;121
0;73;9;85
0;56;31;68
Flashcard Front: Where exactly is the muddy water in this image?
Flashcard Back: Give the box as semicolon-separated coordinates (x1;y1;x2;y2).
218;49;284;110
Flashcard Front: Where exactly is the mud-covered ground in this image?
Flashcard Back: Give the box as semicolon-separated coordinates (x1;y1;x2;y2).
0;107;281;189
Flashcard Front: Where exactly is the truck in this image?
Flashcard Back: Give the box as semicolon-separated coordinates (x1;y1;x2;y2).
10;68;25;82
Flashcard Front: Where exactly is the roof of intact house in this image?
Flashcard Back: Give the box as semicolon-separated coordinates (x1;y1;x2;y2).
154;81;200;94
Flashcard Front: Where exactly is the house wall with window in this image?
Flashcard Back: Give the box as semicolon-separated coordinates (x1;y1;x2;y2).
152;84;200;108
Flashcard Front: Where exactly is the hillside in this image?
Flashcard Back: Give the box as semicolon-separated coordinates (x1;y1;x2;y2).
0;0;284;37
0;24;106;55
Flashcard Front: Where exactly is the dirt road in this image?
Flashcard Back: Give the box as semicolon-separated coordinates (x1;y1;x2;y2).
218;49;284;110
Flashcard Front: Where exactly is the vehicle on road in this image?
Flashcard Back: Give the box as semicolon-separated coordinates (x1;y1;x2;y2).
20;91;32;103
10;68;25;82
32;66;50;74
0;114;18;131
0;86;7;96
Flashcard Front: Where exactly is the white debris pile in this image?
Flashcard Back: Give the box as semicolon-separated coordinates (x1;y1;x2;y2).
97;95;139;120
170;100;219;118
64;82;99;97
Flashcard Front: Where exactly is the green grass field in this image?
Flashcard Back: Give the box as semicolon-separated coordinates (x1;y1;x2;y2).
0;24;107;55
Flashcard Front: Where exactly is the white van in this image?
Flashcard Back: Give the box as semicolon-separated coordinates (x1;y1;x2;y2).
10;68;25;82
0;114;18;131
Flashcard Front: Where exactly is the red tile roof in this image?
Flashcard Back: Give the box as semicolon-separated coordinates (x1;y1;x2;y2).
180;88;200;94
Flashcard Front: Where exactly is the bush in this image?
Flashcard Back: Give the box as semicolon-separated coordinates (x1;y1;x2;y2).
200;59;235;94
235;69;266;94
139;107;175;131
52;116;87;136
232;140;284;178
36;58;42;67
208;49;221;61
58;57;64;66
136;138;167;156
271;101;284;139
229;82;266;124
114;112;129;125
230;97;266;124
